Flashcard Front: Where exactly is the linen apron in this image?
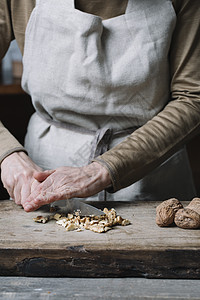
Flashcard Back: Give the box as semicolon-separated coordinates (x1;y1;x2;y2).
22;0;196;202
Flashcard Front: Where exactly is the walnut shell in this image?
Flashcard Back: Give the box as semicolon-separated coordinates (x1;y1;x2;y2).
156;198;183;227
174;208;200;229
187;198;200;215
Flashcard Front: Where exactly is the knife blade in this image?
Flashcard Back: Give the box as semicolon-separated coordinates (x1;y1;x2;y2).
50;199;105;216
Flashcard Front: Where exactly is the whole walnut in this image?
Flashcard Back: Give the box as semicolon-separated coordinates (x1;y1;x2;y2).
156;198;183;227
175;198;200;229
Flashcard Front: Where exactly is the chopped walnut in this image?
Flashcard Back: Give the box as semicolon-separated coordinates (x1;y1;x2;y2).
66;223;77;231
56;219;67;227
33;208;131;233
122;219;131;226
53;213;62;221
33;216;49;224
67;213;74;220
89;224;111;233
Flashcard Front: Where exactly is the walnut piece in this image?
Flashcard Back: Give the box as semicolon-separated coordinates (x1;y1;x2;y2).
53;213;62;221
33;216;49;224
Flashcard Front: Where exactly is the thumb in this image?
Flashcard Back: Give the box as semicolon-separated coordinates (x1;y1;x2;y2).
34;169;55;182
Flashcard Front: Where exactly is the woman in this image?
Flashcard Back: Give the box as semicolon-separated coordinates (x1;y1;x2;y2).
0;0;199;212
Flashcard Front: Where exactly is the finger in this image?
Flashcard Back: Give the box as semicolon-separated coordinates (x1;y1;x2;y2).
20;179;38;207
24;186;73;211
28;175;57;205
33;190;64;206
31;179;40;193
34;170;55;182
13;180;23;205
23;201;41;212
23;185;42;207
23;184;43;212
23;192;58;212
23;182;51;211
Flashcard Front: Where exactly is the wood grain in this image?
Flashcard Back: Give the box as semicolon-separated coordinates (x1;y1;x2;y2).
0;200;200;278
1;277;200;299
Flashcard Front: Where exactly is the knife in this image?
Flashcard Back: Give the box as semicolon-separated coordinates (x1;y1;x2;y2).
50;199;105;216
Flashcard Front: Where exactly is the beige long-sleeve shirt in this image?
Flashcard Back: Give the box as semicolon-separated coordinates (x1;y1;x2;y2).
0;0;200;192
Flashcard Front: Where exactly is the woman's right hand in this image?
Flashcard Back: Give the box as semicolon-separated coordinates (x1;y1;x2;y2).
0;151;43;207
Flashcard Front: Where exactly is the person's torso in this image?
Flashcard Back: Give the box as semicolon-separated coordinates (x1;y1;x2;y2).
22;0;176;130
22;0;195;202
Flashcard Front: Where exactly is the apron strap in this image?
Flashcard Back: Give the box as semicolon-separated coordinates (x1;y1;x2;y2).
88;128;113;202
88;126;138;201
88;128;113;163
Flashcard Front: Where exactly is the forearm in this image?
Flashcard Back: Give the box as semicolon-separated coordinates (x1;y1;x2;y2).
95;97;200;192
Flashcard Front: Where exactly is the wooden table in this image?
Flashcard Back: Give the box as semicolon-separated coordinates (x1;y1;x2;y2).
0;200;200;279
1;277;200;299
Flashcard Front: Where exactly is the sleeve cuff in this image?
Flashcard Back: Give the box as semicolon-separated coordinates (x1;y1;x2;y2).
92;157;118;193
0;147;27;165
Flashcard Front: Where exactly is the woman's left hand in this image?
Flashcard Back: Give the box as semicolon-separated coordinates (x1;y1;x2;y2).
23;162;112;212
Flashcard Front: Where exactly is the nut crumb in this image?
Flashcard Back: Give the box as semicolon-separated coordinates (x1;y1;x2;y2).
33;216;49;224
53;213;62;221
